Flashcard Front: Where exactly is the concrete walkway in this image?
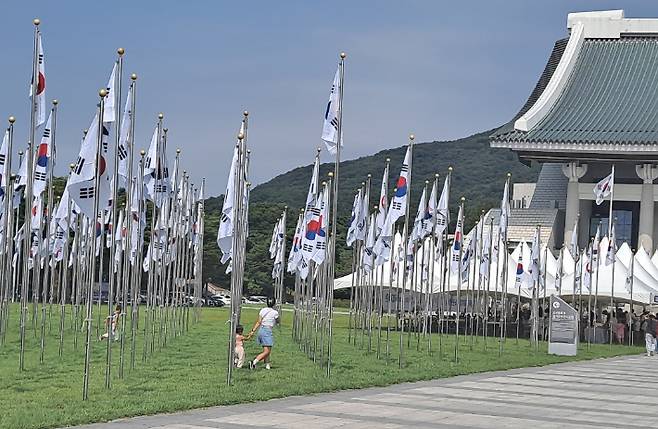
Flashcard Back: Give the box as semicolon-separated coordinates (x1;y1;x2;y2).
73;354;656;429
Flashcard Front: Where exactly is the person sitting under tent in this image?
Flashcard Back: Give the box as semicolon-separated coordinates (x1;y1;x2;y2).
99;305;121;341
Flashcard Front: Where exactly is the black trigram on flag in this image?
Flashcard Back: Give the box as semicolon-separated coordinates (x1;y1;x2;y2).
74;156;85;175
118;144;128;161
0;153;6;166
220;213;231;224
316;241;326;251
144;156;152;168
400;165;408;173
79;186;95;199
300;259;308;270
302;243;314;252
42;128;50;139
364;248;372;257
101;126;109;153
155;183;168;193
391;201;403;211
34;171;46;182
55;229;65;240
308;207;321;217
330;116;339;131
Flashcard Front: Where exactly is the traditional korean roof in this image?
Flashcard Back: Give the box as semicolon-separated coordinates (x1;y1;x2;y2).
491;11;658;157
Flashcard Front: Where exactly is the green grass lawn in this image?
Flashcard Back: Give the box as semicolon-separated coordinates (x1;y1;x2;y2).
0;303;644;429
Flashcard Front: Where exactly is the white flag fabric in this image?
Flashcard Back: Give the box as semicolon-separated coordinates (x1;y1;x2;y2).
217;144;238;264
373;146;411;263
423;180;437;237
29;33;46;127
592;224;601;270
321;66;341;155
103;62;118;124
594;168;614;205
33;111;53;197
117;83;134;184
529;228;540;282
67;119;111;219
460;234;474;281
287;214;303;273
30;196;43;231
583;247;592;292
499;180;510;239
555;249;563;292
450;204;464;273
624;254;634;294
409;187;427;244
346;191;361;247
362;214;376;274
355;188;368;242
480;231;490;281
570;218;579;259
375;164;388;236
605;224;616;266
310;185;329;265
435;176;449;237
0;129;9;201
268;218;281;259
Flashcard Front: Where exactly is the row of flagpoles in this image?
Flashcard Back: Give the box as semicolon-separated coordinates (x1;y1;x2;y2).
0;19;206;400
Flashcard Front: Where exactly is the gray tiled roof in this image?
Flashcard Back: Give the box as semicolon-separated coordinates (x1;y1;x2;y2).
529;163;567;210
484;207;558;245
492;38;658;145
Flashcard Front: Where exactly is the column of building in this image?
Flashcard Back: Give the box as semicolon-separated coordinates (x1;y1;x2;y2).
636;164;658;251
562;162;587;247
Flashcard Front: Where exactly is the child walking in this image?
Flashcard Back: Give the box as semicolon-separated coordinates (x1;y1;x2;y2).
234;325;247;368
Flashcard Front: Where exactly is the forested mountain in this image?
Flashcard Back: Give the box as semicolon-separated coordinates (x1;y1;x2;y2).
201;130;541;296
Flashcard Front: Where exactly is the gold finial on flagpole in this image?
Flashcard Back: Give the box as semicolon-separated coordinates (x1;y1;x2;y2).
238;132;244;141
52;99;58;105
140;149;145;156
176;148;181;154
435;173;439;178
8;116;15;124
117;48;125;56
409;134;415;141
33;18;40;26
340;52;346;59
425;180;429;184
158;113;164;120
461;196;466;202
131;73;137;80
328;172;334;178
99;89;107;97
386;157;390;162
243;110;249;117
507;172;512;178
448;166;453;172
69;163;75;171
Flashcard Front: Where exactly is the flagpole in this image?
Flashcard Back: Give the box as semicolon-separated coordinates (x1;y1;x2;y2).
628;250;634;347
325;52;345;377
398;135;414;368
499;173;511;356
18;18;41;372
609;218;616;346
0;117;16;347
484;215;494;348
427;173;439;354
454;197;465;362
39;100;57;363
104;48;124;389
82;88;108;400
586;238;593;350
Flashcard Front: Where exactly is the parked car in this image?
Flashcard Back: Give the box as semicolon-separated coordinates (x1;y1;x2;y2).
205;296;225;307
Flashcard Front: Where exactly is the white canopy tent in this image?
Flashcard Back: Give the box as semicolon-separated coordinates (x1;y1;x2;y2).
334;232;658;305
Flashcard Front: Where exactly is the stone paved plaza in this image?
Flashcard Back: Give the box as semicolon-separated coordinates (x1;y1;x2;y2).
73;354;655;429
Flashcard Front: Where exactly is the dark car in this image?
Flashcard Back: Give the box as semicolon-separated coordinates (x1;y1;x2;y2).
205;296;225;308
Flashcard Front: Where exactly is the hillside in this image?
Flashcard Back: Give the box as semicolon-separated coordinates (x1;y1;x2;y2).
202;130;541;296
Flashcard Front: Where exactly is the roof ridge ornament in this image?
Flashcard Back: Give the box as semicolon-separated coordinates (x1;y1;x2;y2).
514;22;585;132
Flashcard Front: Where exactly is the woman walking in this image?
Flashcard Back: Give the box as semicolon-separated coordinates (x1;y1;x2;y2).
248;298;280;370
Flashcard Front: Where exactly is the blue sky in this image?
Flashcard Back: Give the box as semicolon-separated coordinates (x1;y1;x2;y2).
0;1;654;196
